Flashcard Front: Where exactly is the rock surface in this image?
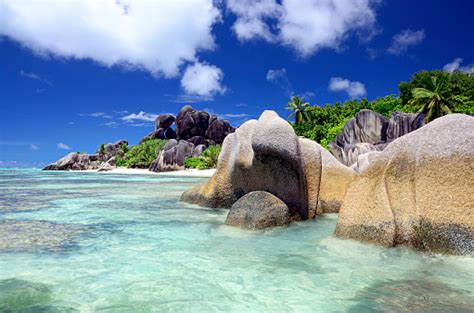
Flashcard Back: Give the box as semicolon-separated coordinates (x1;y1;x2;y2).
149;140;206;172
181;110;355;219
176;106;210;140
225;191;291;229
206;116;234;144
335;114;474;255
330;109;424;167
43;152;101;171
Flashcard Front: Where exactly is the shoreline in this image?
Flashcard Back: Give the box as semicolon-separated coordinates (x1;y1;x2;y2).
86;167;216;177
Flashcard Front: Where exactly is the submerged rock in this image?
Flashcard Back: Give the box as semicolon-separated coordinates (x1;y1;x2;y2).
0;220;86;252
225;191;291;229
181;110;355;220
335;114;474;255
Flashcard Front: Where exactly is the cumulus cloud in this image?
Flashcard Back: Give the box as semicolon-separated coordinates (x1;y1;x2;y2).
121;111;158;123
443;58;473;73
266;68;294;95
181;62;226;96
227;0;379;57
329;77;366;98
57;143;71;150
0;0;221;77
387;29;425;55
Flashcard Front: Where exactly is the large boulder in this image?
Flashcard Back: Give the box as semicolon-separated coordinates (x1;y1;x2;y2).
149;140;196;172
102;139;128;161
335;114;474;255
181;111;355;219
155;114;175;130
206;116;234;144
175;105;210;140
330;110;424;167
43;152;101;171
225;191;291;229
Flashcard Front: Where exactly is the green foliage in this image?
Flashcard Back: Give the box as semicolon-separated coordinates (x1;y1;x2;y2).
115;139;167;168
97;144;105;156
285;96;310;124
184;145;221;170
399;70;474;115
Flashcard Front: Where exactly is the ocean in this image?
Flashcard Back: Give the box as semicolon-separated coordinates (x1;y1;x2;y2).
0;168;473;312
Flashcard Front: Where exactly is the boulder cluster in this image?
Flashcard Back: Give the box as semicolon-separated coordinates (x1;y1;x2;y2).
148;106;234;172
43;106;234;172
330;109;425;171
181;111;473;255
43;140;127;171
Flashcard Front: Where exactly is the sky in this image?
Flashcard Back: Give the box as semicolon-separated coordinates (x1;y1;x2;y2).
1;0;473;167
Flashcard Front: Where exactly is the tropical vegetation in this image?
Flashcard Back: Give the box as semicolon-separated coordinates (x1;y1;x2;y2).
288;69;473;149
184;145;221;170
115;138;167;168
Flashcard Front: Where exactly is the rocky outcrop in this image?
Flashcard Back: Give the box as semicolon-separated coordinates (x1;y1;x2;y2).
225;191;291;229
43;152;101;170
330;110;424;167
176;105;210;140
44;140;128;171
335;114;474;255
181;111;355;220
149;139;206;172
206;115;234;144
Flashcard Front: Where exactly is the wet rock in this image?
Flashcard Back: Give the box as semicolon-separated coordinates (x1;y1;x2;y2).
335;114;474;255
0;278;52;312
225;191;291;229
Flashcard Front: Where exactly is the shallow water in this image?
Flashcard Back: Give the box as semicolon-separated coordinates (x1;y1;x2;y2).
0;169;473;312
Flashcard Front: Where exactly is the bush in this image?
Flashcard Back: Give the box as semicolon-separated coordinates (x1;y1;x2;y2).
184;145;221;170
115;139;167;168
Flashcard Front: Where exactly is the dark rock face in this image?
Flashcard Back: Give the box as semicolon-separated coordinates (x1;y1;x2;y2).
102;139;128;161
330;109;424;168
155;114;175;130
149;140;206;172
225;191;291;229
175;106;210;140
206;116;234;144
188;136;207;147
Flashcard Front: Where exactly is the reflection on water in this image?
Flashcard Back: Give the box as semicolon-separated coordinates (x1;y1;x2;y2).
0;169;473;312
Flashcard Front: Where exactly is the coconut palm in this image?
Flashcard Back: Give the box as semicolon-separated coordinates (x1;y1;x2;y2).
285;96;310;124
409;76;473;123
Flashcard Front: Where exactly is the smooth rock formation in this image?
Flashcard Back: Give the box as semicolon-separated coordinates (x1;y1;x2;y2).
155;114;175;130
225;191;291;229
43;152;101;171
102;139;128;161
330;109;424;167
181;111;355;219
335;114;474;255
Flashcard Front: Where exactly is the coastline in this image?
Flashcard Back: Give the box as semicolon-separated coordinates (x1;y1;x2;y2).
84;167;216;177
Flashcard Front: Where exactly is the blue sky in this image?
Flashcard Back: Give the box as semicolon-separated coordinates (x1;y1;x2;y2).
1;0;473;167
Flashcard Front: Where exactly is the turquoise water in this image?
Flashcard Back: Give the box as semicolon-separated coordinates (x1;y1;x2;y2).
0;169;473;312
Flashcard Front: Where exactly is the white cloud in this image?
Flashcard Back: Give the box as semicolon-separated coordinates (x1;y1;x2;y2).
0;0;221;77
20;70;52;85
29;144;40;150
181;62;226;96
266;68;294;95
387;29;425;55
227;0;379;57
57;143;71;150
79;112;113;119
443;58;472;73
121;111;157;123
329;77;366;98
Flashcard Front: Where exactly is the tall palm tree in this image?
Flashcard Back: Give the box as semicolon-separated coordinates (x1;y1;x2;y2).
285;96;310;124
409;76;472;123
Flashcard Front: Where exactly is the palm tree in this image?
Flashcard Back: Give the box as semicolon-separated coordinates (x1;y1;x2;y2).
285;96;310;124
409;76;473;123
